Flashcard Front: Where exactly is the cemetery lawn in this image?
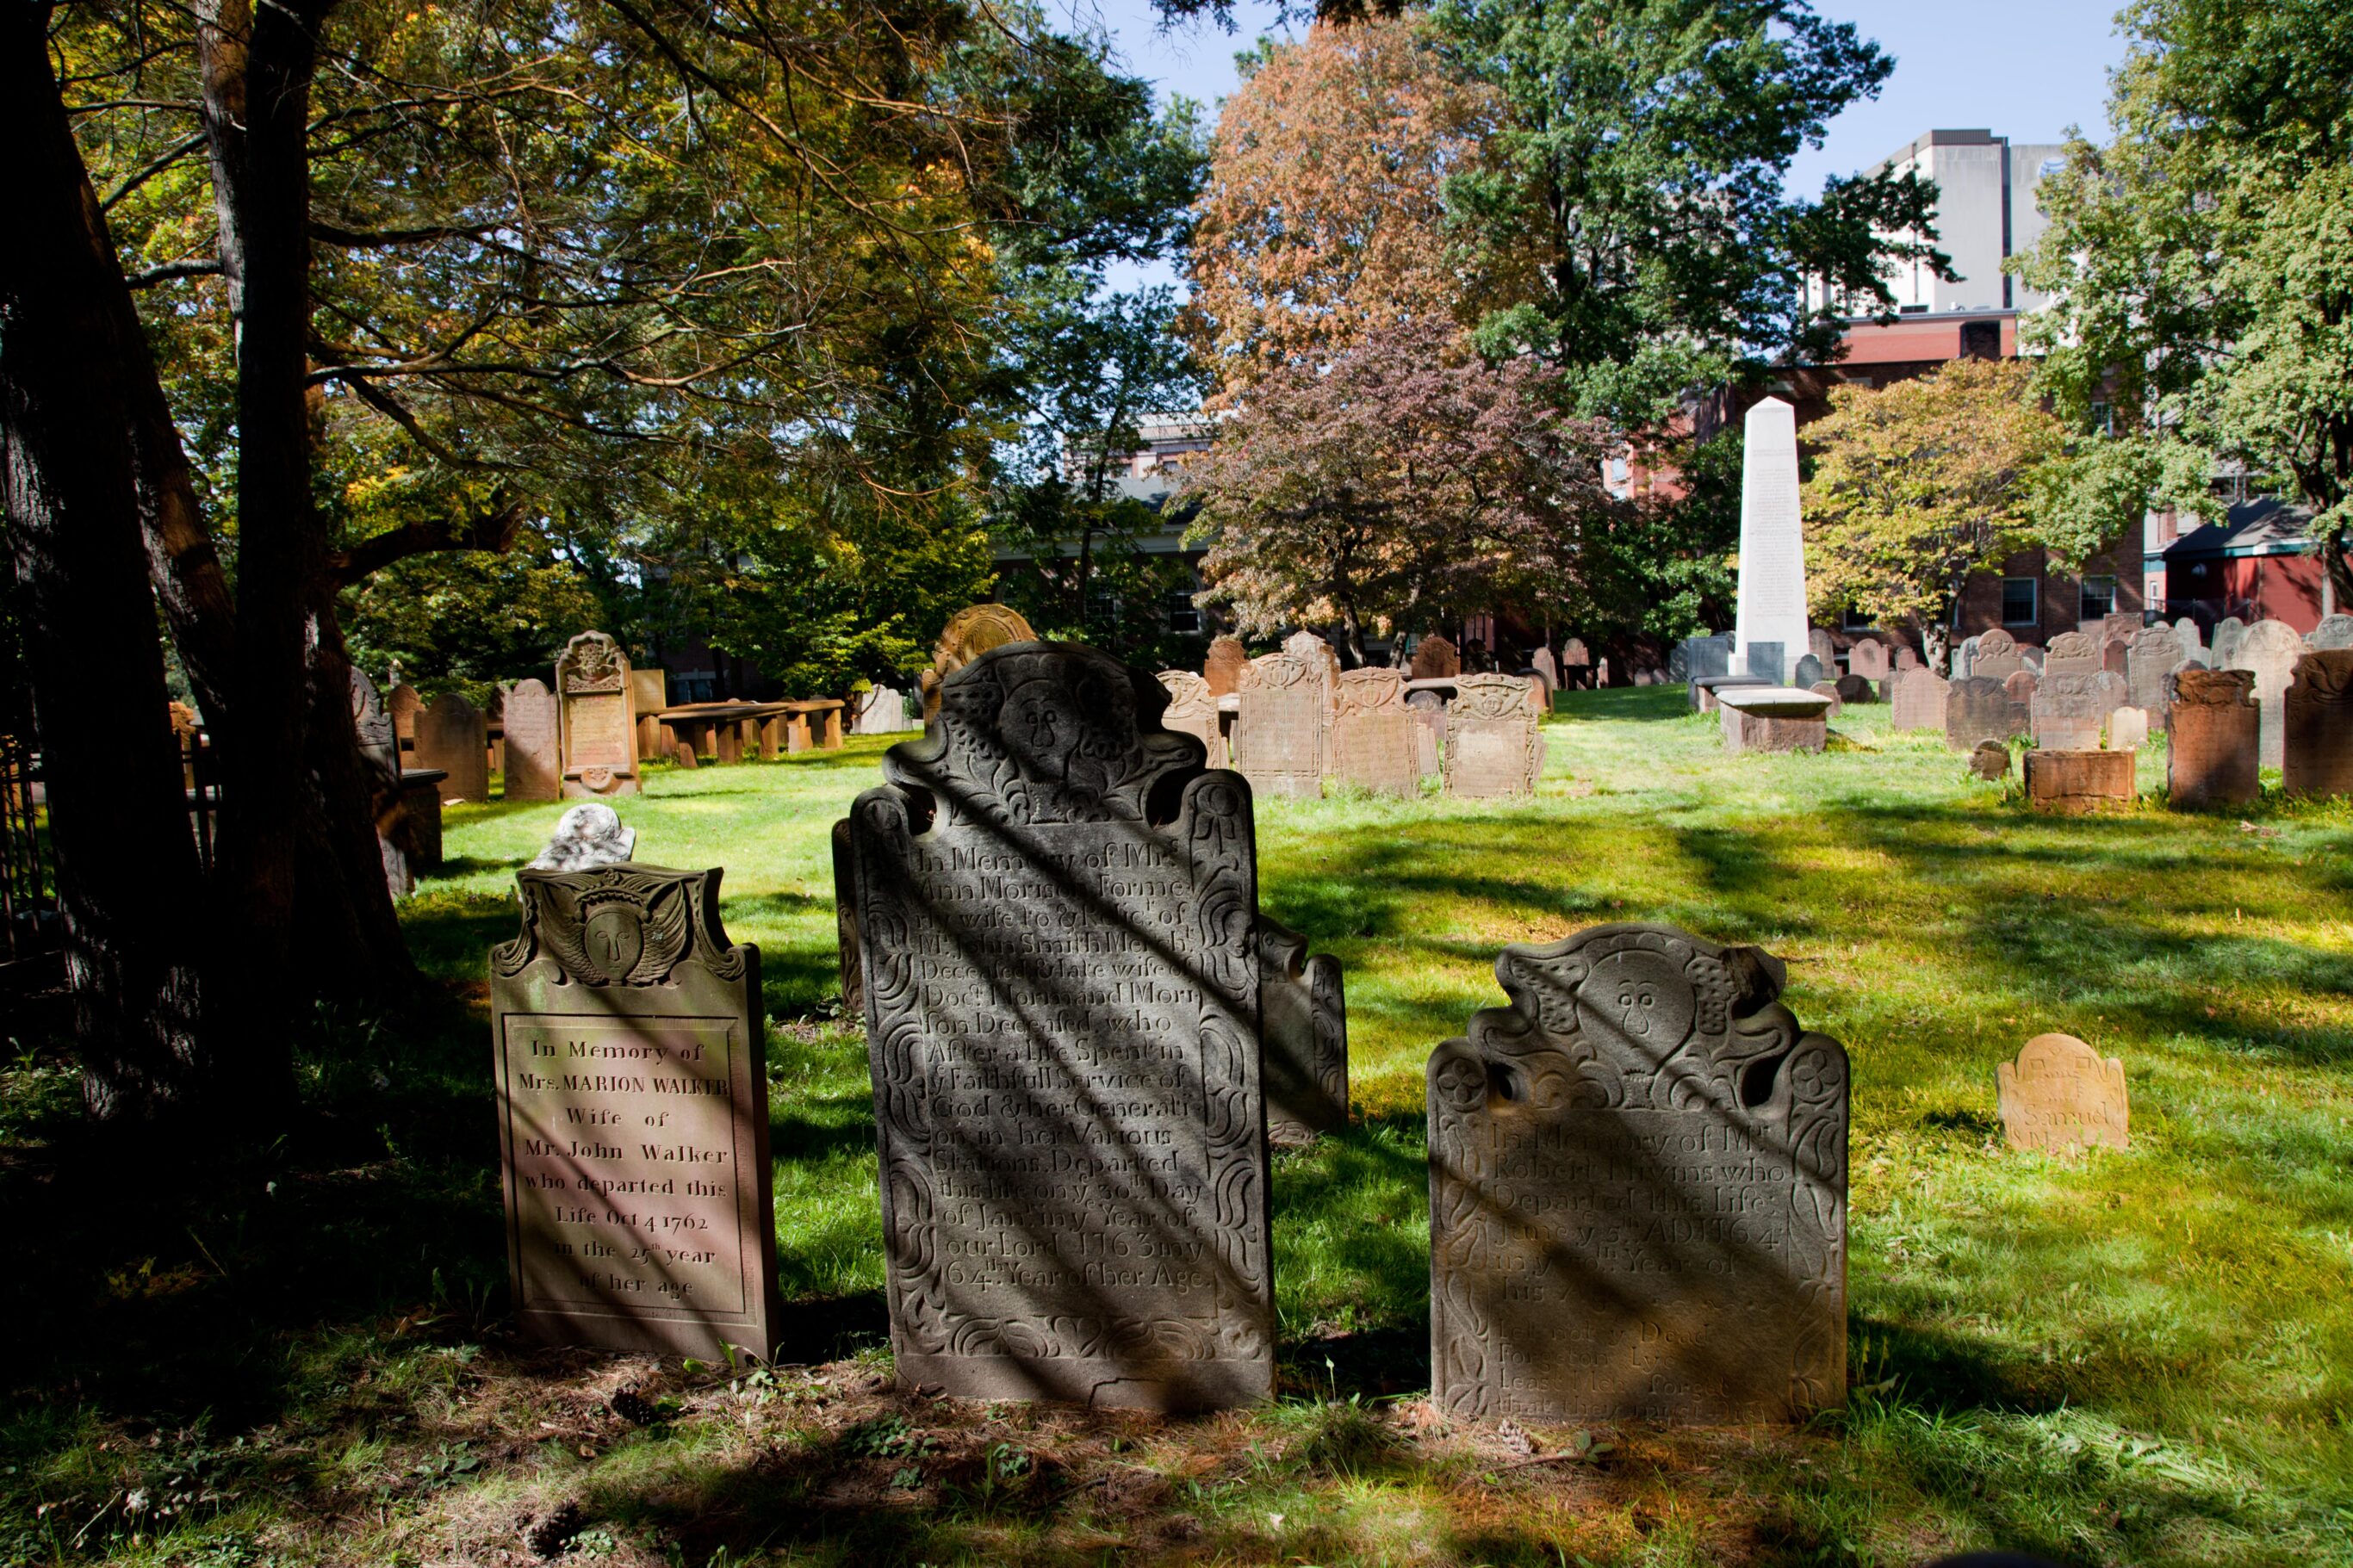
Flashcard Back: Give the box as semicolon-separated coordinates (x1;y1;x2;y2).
7;687;2353;1567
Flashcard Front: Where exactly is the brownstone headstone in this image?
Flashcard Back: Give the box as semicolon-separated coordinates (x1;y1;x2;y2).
1259;916;1348;1144
1232;651;1328;799
1972;628;2024;684
388;683;424;755
1810;679;1843;719
490;862;778;1360
1329;667;1419;796
1202;635;1249;698
2042;630;2101;679
2101;638;2129;680
1410;633;1461;681
2166;667;2259;808
2003;668;2041;706
556;632;640;797
1429;924;1847;1423
1847;637;1890;680
1997;1033;2129;1154
630;668;668;762
1890;668;1947;731
1445;673;1544;797
1561;637;1591;668
2282;648;2353;798
1946;677;2029;751
1155;670;1226;767
2024;749;2135;813
414;691;490;803
922;603;1036;721
1969;741;2012;780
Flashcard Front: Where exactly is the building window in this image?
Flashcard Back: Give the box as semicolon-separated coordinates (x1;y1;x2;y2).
1841;604;1875;630
2079;575;2117;621
2001;578;2039;626
1165;587;1200;635
2089;400;2114;437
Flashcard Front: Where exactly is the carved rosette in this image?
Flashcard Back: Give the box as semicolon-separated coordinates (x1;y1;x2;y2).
1427;923;1847;1423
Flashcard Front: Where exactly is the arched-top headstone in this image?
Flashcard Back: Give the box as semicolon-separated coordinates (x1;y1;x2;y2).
2166;667;2259;808
1972;628;2023;683
415;691;490;803
2228;618;2306;769
2306;615;2353;650
1894;645;1921;672
388;683;424;752
1809;626;1836;668
1203;635;1249;697
1793;654;1824;687
1997;1033;2128;1154
1410;633;1461;680
2283;648;2353;798
1890;667;1949;732
2173;617;2205;661
1947;676;2029;751
2211;616;2248;672
2124;623;2185;716
1155;669;1225;767
1444;673;1545;797
2044;630;2100;679
1530;646;1558;691
503;679;562;800
923;603;1037;720
1561;637;1591;667
556;631;640;797
2107;705;2150;753
844;641;1273;1408
1847;637;1890;680
1428;923;1847;1422
2003;668;2041;704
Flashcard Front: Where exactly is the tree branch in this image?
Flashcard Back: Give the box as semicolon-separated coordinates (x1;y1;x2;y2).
326;492;528;586
127;257;224;288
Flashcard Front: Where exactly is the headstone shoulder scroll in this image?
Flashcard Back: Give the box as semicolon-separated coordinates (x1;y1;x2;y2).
1428;922;1847;1424
489;861;777;1360
1156;669;1226;769
847;642;1274;1410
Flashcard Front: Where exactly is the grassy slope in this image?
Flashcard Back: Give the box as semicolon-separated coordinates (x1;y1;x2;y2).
5;689;2350;1566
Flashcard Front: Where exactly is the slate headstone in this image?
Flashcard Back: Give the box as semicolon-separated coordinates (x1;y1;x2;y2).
1731;398;1810;686
351;669;397;785
2282;648;2353;798
1445;673;1546;798
1743;641;1785;683
490;860;778;1360
2166;668;2261;809
415;691;490;803
503;679;562;801
1683;636;1732;708
1232;650;1329;799
1834;673;1874;706
1792;654;1824;688
1946;677;2029;751
1890;668;1949;732
2031;671;2128;752
2228;618;2305;770
1203;635;1249;698
1259;916;1348;1144
2124;624;2184;717
556;631;640;798
844;642;1274;1408
1997;1034;2129;1155
1428;924;1847;1423
1329;666;1419;796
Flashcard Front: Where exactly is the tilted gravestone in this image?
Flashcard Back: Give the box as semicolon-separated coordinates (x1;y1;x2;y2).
1946;676;2029;751
1847;637;1890;681
2031;670;2128;752
1410;633;1462;680
1156;670;1226;769
414;691;490;803
1329;666;1419;796
1445;673;1546;798
2124;624;2185;717
1232;650;1329;799
1259;916;1348;1144
2307;615;2353;651
2167;668;2260;808
490;860;779;1360
504;679;562;801
1997;1033;2129;1155
1890;667;1949;732
2227;618;2305;771
845;643;1275;1408
2042;630;2101;679
2283;649;2353;798
556;631;640;798
1971;628;2024;684
1428;923;1847;1423
921;602;1036;721
1203;635;1249;698
2107;705;2150;753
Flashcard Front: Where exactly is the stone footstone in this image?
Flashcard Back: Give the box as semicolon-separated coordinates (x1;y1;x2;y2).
2024;749;2136;813
1997;1033;2129;1154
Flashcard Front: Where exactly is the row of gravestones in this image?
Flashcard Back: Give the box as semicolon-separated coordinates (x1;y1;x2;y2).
489;643;2151;1423
380;630;646;807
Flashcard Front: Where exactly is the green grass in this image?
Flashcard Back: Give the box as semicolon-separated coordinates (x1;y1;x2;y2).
4;687;2350;1566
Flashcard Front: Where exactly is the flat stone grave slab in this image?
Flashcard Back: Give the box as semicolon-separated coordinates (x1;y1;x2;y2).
2024;749;2136;813
1718;686;1830;754
1692;674;1772;714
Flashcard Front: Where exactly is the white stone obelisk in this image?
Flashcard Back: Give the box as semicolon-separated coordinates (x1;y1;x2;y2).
1731;397;1810;685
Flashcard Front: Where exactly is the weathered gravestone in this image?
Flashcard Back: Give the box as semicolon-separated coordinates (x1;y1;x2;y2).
2211;616;2247;672
414;691;490;803
1969;741;2012;780
1259;917;1348;1144
556;632;641;798
502;679;562;802
1411;633;1461;681
1561;637;1591;672
1232;651;1329;799
1894;645;1921;672
2307;615;2353;651
1445;673;1546;798
854;686;913;736
1809;627;1836;670
2042;630;2101;679
1329;667;1419;796
630;668;667;762
1427;924;1847;1423
845;644;1275;1408
1847;637;1890;683
2101;637;2130;680
1731;398;1810;686
1530;647;1558;692
2004;669;2042;710
2024;748;2136;813
490;858;779;1360
1810;680;1843;719
1951;635;1979;680
1834;673;1874;706
1156;670;1227;768
530;802;637;871
922;602;1037;721
1946;677;2029;751
1890;667;1949;732
2166;668;2260;808
1682;635;1733;708
1792;654;1824;688
2282;649;2353;798
1203;635;1249;699
2031;670;2128;752
1743;641;1786;683
2124;624;2184;717
2174;617;2206;663
1997;1033;2129;1155
1972;628;2025;684
2021;645;2046;672
2107;705;2150;753
2228;618;2305;771
388;683;424;756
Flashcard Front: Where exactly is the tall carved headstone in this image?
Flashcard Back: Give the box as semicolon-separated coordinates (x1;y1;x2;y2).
556;632;641;797
1946;676;2029;751
2211;616;2247;673
490;863;778;1359
2042;630;2101;679
2282;649;2353;798
1997;1033;2129;1155
2229;618;2305;770
2123;624;2183;717
1329;667;1419;796
1410;633;1461;681
1445;674;1545;798
2031;671;2128;752
1429;924;1847;1423
922;603;1037;721
1203;635;1249;699
1155;670;1226;768
1232;652;1329;799
1890;667;1949;732
1259;917;1348;1144
503;679;562;801
1731;398;1809;686
1971;628;2024;684
846;644;1274;1408
414;691;490;803
2166;668;2260;808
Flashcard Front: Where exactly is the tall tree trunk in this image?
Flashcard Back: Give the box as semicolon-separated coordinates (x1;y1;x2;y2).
1;4;211;1125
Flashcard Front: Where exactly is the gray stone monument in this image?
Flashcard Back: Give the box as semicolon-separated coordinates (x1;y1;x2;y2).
490;861;778;1360
845;643;1274;1409
504;679;562;801
1428;924;1847;1423
2031;671;2129;752
1731;398;1809;685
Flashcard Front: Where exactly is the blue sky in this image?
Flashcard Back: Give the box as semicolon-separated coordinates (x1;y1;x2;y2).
1064;0;2133;290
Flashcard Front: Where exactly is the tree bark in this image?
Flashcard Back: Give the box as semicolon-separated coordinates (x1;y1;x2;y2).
1;3;211;1125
